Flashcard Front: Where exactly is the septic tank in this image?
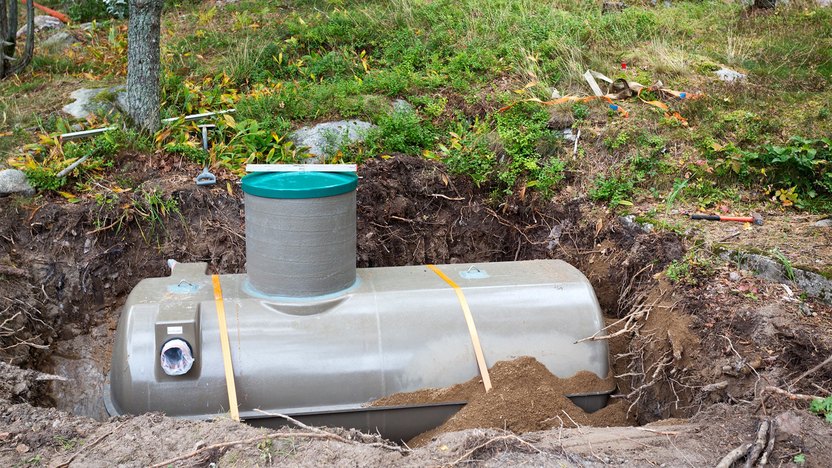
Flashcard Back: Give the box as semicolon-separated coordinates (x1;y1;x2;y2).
105;170;612;441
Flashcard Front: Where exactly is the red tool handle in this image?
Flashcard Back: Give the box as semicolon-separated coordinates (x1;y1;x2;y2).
718;216;754;223
20;0;71;24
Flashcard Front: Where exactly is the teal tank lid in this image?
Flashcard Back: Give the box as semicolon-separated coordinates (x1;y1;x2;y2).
242;171;358;199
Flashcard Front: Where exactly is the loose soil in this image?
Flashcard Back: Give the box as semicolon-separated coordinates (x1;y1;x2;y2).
2;153;831;466
372;357;629;447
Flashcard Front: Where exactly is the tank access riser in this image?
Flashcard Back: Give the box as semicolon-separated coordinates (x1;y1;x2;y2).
106;259;612;441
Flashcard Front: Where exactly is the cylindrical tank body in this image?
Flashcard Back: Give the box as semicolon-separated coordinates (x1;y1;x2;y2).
106;260;612;441
241;171;358;297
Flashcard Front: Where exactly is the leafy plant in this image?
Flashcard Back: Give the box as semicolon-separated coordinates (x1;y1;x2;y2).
9;132;119;191
366;109;435;155
156;115;305;174
439;118;496;187
572;103;589;120
493;103;564;195
589;175;633;208
809;396;832;423
749;137;832;199
68;0;111;22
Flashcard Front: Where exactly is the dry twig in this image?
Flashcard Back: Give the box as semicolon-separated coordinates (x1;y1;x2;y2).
789;353;832;389
763;386;822;401
444;434;541;467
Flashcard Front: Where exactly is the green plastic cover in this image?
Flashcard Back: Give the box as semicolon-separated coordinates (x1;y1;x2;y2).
241;171;358;199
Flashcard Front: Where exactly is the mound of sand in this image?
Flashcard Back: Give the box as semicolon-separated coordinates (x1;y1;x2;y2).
372;356;631;446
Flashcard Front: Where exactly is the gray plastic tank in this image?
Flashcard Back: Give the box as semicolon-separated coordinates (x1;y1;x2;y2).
105;170;613;441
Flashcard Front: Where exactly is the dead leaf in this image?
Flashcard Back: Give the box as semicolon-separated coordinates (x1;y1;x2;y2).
16;443;29;454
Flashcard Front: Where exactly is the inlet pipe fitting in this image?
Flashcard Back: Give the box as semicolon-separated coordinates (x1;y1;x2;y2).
160;338;195;376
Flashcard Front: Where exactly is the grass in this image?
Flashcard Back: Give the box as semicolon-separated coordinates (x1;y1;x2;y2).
1;0;830;209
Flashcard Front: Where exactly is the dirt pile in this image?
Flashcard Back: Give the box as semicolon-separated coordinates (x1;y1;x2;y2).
372;357;631;446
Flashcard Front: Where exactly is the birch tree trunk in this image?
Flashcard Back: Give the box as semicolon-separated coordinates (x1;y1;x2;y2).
127;0;164;133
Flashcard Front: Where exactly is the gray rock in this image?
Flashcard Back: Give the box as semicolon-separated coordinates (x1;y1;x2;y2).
729;271;742;282
0;169;35;196
292;120;375;162
618;215;652;234
562;128;577;142
820;0;831;6
799;302;815;317
603;1;627;13
62;86;126;119
17;15;64;37
813;217;832;227
41;31;79;50
715;67;746;82
721;251;832;304
392;99;413;113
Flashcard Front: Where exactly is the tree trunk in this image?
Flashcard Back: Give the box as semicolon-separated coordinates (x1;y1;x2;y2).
127;0;164;133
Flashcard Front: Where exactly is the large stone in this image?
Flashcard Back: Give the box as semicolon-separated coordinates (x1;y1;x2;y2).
292;120;376;162
0;169;35;197
42;31;79;50
715;67;746;82
722;251;832;304
62;86;126;120
17;15;64;38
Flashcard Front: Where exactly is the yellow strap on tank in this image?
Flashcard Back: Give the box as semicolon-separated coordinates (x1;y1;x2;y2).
212;274;240;422
426;265;493;392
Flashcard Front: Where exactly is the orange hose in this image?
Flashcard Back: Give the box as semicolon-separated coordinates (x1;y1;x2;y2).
20;0;71;25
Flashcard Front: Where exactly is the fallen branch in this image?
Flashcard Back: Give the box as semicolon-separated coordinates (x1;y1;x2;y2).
743;420;769;468
763;386;822;401
757;420;776;466
444;434;541;467
715;443;751;468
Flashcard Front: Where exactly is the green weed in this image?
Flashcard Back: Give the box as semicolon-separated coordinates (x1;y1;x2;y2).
365;109;435;155
439;119;495;186
590;176;634;208
809;396;832;423
770;248;796;282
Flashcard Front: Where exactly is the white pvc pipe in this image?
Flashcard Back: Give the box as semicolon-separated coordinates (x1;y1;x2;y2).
58;109;236;142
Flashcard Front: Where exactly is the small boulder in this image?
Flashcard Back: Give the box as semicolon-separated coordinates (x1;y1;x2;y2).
813;217;832;228
0;169;35;197
715;67;747;82
292;120;376;162
602;2;627;13
62;86;126;119
17;15;64;38
42;31;79;50
392;99;414;113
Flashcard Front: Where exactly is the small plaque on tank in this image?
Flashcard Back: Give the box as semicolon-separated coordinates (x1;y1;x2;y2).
459;267;489;279
167;326;183;335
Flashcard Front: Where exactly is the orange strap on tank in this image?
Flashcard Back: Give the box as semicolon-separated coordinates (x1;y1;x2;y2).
212;274;240;421
427;265;493;392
